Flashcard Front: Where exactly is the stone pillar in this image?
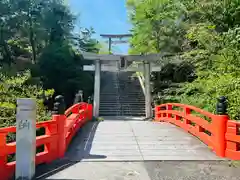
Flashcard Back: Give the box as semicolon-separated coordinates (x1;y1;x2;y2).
144;61;151;118
93;60;101;118
16;98;36;180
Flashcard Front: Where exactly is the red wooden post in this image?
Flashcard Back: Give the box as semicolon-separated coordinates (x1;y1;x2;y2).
226;121;238;151
53;115;66;158
160;105;167;118
214;96;228;157
184;107;191;124
154;106;159;120
52;95;67;158
0;133;8;180
44;121;59;163
196;125;204;132
213;115;228;157
87;104;93;121
166;104;172;119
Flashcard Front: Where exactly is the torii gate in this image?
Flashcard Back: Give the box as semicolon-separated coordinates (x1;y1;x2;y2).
82;52;180;119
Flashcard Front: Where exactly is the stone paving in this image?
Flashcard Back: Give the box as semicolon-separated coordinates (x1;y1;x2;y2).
36;118;233;180
37;161;240;180
65;119;221;161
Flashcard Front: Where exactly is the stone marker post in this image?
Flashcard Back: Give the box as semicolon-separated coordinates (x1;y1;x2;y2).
16;98;36;180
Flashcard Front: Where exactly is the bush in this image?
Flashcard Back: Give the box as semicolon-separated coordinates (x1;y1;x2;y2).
0;70;54;128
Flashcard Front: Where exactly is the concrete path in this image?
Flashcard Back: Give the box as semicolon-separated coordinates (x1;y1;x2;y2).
37;161;240;180
65;119;221;161
36;118;232;180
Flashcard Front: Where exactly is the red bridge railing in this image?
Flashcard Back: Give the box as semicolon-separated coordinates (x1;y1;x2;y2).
225;121;240;160
0;102;92;180
155;103;240;160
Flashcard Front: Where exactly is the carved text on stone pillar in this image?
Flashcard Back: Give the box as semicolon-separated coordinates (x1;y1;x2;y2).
18;120;30;130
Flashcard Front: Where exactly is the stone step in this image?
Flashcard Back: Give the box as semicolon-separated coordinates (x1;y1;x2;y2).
99;111;145;114
100;91;144;96
99;104;145;106
100;93;144;95
100;102;145;105
100;110;145;112
100;100;145;102
100;95;144;97
100;106;145;109
100;98;145;104
100;111;145;113
100;102;145;104
101;84;141;86
99;107;145;110
100;107;145;110
100;92;142;94
100;95;145;97
100;97;145;100
99;108;145;111
99;103;145;105
101;105;145;107
101;93;143;95
100;72;144;118
100;103;145;106
99;108;145;112
102;84;141;86
99;113;146;116
100;97;144;99
101;97;144;99
99;111;145;113
100;97;145;99
101;87;142;89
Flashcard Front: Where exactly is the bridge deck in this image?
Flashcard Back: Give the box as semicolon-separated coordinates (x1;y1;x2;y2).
65;118;221;161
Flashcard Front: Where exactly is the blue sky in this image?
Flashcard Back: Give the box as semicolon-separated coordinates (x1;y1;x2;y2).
69;0;131;54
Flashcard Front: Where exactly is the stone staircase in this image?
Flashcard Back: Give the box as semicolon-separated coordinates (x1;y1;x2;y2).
99;72;145;117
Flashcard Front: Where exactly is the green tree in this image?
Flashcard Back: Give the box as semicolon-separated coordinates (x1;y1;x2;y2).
0;70;54;128
127;0;187;54
0;0;75;65
0;0;99;128
127;0;240;119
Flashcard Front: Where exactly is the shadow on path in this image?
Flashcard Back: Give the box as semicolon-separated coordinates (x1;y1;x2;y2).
35;121;107;180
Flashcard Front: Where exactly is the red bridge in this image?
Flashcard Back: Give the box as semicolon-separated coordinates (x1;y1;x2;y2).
0;101;240;179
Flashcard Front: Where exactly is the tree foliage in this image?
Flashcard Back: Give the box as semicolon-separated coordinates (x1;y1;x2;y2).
0;70;54;128
0;0;99;127
127;0;240;119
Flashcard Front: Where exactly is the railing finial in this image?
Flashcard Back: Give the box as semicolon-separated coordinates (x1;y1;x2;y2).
52;95;66;115
88;95;93;104
74;90;83;104
216;96;227;115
